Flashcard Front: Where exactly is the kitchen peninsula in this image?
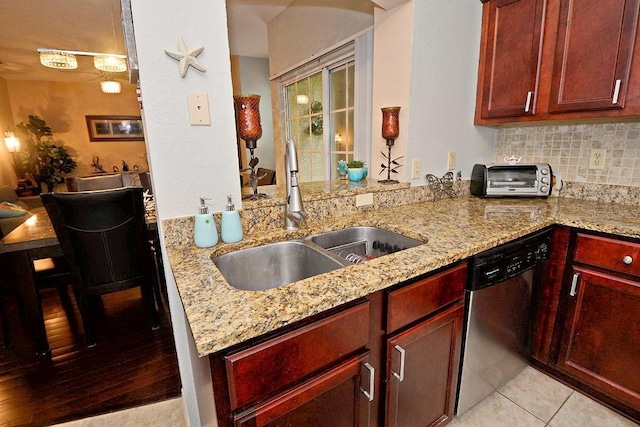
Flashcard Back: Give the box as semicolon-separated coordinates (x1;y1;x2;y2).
163;181;640;425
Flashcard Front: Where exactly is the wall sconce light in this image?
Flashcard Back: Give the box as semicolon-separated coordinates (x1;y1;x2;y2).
100;80;122;94
334;132;343;143
4;131;20;152
296;94;309;104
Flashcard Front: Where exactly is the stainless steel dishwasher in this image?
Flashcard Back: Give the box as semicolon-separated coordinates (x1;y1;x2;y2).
456;228;552;416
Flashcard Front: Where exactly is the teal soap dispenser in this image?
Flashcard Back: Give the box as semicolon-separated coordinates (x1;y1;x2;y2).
221;195;243;243
194;197;219;248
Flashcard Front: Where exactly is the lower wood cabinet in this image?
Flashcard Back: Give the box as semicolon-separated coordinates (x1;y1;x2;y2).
385;303;464;427
234;352;374;427
557;266;640;410
534;227;640;422
210;263;467;427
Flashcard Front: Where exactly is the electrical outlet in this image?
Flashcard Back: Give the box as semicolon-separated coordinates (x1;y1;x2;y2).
447;151;456;170
411;159;421;179
589;149;606;170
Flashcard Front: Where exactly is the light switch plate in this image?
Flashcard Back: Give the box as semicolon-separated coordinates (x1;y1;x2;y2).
411;159;421;179
447;151;456;170
187;92;211;125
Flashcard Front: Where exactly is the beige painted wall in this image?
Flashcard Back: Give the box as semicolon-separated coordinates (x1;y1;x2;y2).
268;0;374;77
6;80;145;179
0;78;18;187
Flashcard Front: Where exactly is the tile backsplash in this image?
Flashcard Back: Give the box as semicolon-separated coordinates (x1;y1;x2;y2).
494;121;640;186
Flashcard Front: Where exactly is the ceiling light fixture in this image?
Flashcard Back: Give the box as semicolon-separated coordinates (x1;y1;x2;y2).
39;50;78;69
100;80;121;94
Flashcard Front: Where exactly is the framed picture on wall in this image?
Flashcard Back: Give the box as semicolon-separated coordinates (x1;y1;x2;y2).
86;115;144;141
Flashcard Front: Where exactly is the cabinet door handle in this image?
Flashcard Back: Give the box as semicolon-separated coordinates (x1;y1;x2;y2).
524;91;534;112
392;345;406;382
570;273;580;297
360;362;375;402
612;79;622;104
623;255;633;265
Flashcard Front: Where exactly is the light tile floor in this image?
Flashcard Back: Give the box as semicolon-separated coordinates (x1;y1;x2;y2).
51;397;186;427
450;366;639;427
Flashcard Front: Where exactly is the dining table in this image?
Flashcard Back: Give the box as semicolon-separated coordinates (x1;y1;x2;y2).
0;197;158;357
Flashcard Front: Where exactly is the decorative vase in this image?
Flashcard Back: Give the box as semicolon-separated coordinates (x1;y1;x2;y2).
337;160;348;180
348;168;365;182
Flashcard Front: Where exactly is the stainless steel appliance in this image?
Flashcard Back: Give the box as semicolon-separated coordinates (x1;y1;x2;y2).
470;163;553;197
456;228;552;415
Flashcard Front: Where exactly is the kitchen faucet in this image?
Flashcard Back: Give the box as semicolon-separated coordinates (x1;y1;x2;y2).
285;139;307;230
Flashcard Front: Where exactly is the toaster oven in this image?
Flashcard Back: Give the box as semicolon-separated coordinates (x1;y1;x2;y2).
470;163;553;197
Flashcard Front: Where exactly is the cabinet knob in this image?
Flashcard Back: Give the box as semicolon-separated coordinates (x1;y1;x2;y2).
623;255;633;265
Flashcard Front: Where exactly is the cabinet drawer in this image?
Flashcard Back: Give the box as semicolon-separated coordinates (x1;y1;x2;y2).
387;263;466;333
225;301;370;411
574;233;640;277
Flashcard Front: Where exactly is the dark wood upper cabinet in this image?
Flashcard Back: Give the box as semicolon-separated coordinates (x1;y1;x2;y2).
478;0;546;119
549;0;640;113
476;0;640;125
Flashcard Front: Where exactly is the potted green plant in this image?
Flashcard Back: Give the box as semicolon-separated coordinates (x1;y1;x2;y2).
347;160;368;182
16;115;77;193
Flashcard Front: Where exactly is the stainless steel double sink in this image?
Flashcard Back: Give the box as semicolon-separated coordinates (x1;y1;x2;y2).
213;226;426;291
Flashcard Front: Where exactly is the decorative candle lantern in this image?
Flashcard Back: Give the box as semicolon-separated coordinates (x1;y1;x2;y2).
379;106;403;184
233;94;267;199
381;106;401;143
234;94;262;149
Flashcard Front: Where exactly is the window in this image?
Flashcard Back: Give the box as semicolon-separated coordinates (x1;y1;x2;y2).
277;31;372;183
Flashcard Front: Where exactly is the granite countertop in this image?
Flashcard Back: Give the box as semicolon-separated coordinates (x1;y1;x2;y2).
163;195;640;357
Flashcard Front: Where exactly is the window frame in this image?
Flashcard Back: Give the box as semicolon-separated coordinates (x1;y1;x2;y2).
275;30;373;182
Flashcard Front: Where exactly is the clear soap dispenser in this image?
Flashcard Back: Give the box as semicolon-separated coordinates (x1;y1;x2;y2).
194;197;219;248
221;195;243;243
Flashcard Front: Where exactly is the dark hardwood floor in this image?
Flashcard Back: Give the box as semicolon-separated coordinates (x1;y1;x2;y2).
0;285;181;426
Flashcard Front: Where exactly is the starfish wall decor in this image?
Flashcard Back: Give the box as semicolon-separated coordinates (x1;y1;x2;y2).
165;37;207;78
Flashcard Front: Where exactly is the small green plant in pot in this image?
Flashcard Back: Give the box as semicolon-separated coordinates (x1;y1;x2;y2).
347;160;368;182
16;115;77;193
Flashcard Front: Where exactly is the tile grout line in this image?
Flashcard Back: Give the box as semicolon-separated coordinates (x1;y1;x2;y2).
546;389;575;427
497;385;576;426
496;389;550;424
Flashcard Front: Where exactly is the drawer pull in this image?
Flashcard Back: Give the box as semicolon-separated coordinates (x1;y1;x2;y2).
360;362;375;402
570;273;580;297
623;255;633;265
392;345;406;382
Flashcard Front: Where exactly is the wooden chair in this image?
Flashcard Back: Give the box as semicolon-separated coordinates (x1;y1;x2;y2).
41;187;160;346
67;173;166;309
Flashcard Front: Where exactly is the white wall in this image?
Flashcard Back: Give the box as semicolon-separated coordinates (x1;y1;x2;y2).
404;0;495;182
130;1;240;425
237;56;275;170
